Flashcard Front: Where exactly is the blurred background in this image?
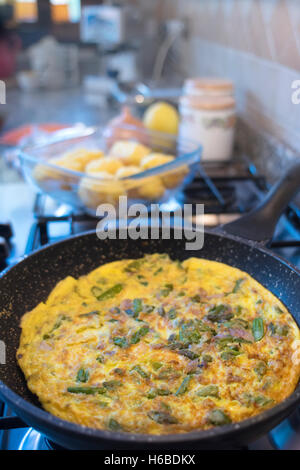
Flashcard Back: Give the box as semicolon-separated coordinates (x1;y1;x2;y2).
0;0;300;166
0;1;298;140
0;0;300;263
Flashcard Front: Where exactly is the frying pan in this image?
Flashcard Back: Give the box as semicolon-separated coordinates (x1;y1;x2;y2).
0;163;300;450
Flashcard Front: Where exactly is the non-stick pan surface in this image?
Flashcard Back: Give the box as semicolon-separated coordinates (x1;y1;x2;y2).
0;228;300;450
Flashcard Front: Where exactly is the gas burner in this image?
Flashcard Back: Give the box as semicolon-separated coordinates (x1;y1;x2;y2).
269;408;300;450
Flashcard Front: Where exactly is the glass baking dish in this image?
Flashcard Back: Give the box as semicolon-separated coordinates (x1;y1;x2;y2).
19;124;202;215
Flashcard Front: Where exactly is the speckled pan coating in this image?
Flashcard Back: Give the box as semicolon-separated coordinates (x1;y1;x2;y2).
0;229;299;449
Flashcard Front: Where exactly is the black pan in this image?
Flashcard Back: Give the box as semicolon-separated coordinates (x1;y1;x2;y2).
0;163;300;450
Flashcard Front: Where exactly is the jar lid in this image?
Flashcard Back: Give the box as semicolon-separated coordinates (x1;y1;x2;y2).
180;95;235;111
184;78;234;92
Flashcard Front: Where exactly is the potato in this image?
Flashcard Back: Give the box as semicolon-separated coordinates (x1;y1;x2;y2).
33;156;81;192
163;167;188;189
85;156;123;175
141;152;188;189
62;148;104;171
34;148;104;185
140;152;174;170
109;140;151;166
137;176;165;200
33;157;67;182
115;165;141;178
78;171;125;209
115;165;142;199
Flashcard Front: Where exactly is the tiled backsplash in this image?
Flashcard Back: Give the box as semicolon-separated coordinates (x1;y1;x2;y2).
159;0;300;162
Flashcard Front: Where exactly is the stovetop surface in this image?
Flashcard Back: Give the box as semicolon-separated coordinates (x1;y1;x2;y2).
1;160;299;450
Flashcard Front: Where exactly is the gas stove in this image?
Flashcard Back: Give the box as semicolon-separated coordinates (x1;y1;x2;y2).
0;160;299;450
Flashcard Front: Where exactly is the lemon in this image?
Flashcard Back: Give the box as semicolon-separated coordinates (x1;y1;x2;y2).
143;102;179;135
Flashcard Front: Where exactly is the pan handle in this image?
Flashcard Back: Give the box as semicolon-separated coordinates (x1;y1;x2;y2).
221;162;300;243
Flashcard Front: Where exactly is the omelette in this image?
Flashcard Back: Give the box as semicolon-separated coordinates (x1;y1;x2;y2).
17;254;300;435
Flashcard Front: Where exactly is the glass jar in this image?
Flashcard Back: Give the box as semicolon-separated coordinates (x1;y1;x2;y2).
179;90;236;162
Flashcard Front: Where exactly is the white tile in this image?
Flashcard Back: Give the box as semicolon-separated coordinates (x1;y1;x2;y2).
179;36;300;151
260;0;281;23
222;0;235;18
238;0;254;18
286;0;300;56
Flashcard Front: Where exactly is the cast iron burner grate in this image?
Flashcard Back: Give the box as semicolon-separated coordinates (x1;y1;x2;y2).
183;181;236;210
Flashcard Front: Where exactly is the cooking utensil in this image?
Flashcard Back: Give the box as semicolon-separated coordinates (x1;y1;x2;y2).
0;163;299;449
19;124;201;215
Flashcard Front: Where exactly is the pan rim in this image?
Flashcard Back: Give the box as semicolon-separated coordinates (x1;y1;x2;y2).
0;228;300;445
1;226;299;280
1;379;300;445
